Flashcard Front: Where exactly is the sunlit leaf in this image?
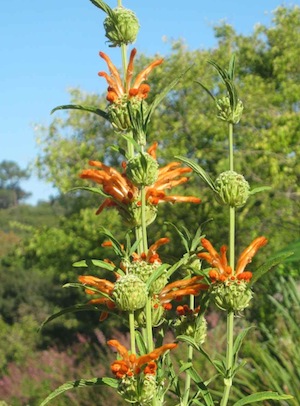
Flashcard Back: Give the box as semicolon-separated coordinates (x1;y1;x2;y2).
249;251;294;287
232;391;293;406
51;104;109;120
40;377;118;406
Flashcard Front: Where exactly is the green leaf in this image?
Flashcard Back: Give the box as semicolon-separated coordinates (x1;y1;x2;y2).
186;367;215;406
232;326;253;366
249;251;294;287
40;377;118;406
68;186;109;198
232;391;293;406
99;227;126;257
39;304;101;330
176;156;217;192
51;104;109;120
249;186;272;195
145;66;192;127
146;263;169;290
195;81;216;101
72;258;117;272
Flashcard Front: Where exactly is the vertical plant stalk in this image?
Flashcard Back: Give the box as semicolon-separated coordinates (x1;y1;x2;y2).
182;295;195;405
220;122;235;406
129;311;136;354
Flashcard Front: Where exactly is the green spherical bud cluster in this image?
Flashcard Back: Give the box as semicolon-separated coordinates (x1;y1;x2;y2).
174;314;207;345
215;171;250;208
118;375;157;405
107;96;147;132
126;153;159;187
126;201;158;228
104;7;139;47
210;280;253;313
112;274;147;311
128;260;168;294
135;297;165;328
216;96;244;124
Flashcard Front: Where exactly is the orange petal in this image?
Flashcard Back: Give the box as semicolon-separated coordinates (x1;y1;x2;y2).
235;237;268;275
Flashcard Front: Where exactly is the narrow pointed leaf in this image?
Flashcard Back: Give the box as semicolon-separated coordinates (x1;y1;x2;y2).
249;186;272;195
249;252;294;287
39;304;102;330
146;263;169;290
72;258;116;272
186;367;215;406
176;156;217;191
68;186;109;198
145;66;192;126
195;81;216;100
232;327;253;366
228;54;236;81
51;104;109;120
40;377;118;406
232;391;293;406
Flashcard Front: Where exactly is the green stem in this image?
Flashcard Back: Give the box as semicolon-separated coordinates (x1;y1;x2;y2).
228;122;234;171
220;311;234;406
220;122;236;406
182;295;194;405
129;311;136;354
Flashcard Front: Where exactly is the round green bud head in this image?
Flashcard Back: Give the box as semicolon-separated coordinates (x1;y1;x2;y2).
118;375;157;405
118;376;137;403
107;95;146;132
210;280;253;313
104;7;139;47
126;201;158;228
174;314;207;345
112;274;147;311
215;170;250;208
135;297;165;328
128;260;168;294
126;153;159;187
216;96;244;124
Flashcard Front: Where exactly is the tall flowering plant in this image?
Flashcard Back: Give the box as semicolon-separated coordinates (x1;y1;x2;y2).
41;1;293;405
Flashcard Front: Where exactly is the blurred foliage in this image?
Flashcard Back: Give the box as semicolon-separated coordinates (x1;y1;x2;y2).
0;4;299;404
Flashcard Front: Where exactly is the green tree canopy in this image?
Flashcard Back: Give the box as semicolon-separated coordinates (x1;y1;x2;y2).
0;160;31;208
35;5;299;261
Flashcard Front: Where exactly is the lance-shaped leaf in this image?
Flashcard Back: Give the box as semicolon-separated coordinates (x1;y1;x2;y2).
186;366;215;406
232;391;293;406
249;186;272;195
145;263;169;290
39;303;103;330
40;377;118;406
72;258;117;272
176;156;217;192
51;104;109;120
144;66;192;128
69;186;110;198
89;0;115;18
248;251;294;287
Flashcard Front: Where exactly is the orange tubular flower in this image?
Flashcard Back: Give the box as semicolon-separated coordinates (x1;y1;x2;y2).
107;339;177;379
159;276;209;305
132;237;170;264
80;142;201;216
198;236;268;282
78;274;117;321
99;48;163;103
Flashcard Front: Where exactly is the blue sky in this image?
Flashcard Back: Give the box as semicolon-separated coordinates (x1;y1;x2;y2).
1;0;296;204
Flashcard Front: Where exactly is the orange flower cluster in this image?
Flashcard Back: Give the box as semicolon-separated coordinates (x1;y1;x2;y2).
80;142;201;215
108;339;177;379
198;236;268;282
159;276;208;305
131;237;170;264
78;274;117;321
99;48;163;103
176;304;200;316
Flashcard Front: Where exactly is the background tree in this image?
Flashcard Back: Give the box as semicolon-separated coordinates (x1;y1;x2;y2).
0;160;31;208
